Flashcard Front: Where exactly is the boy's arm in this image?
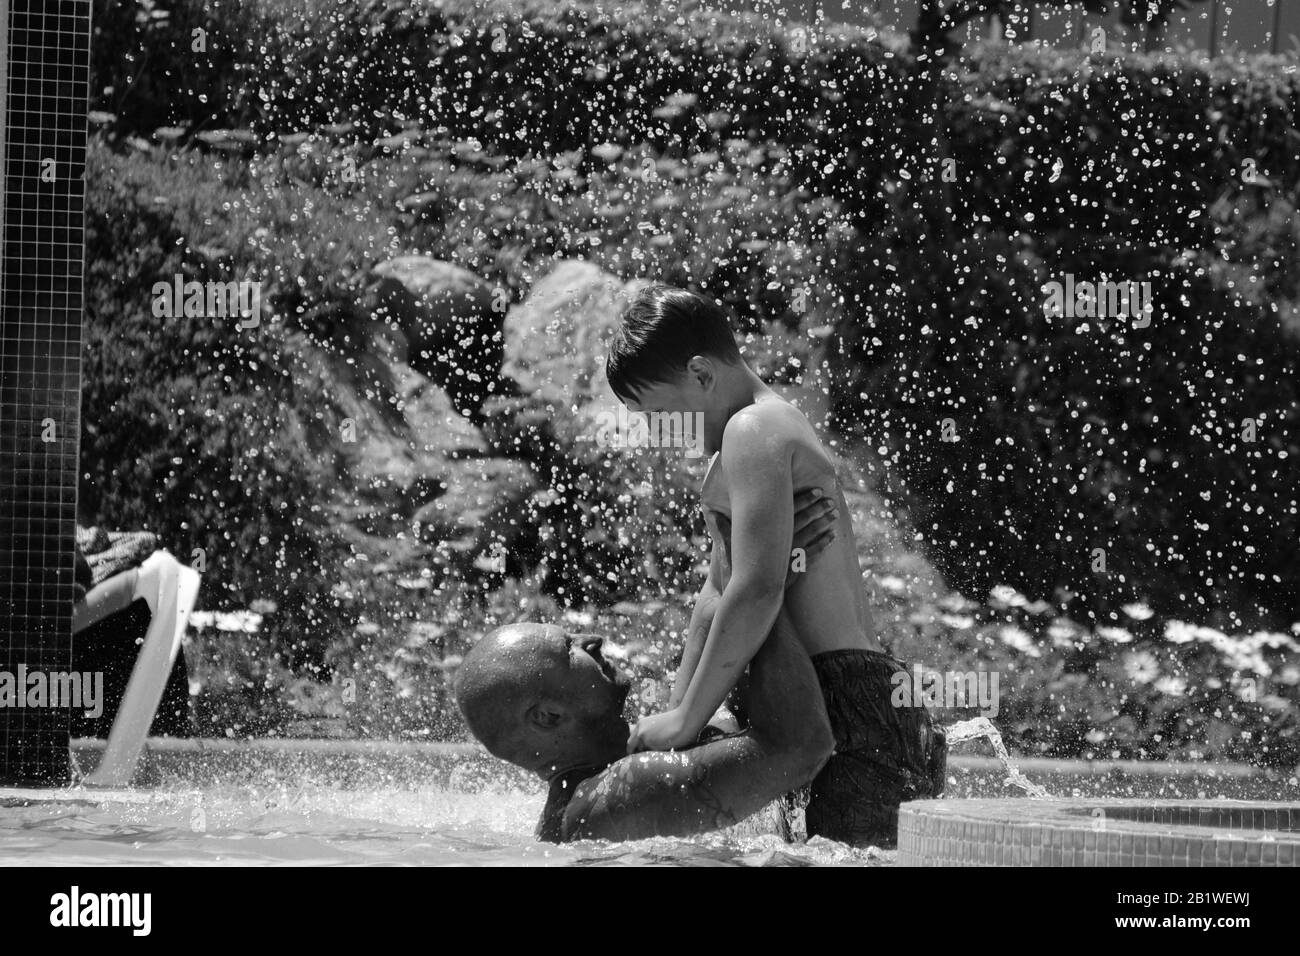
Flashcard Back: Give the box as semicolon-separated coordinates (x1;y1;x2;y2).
669;488;837;711
560;612;833;842
667;541;723;709
629;410;798;751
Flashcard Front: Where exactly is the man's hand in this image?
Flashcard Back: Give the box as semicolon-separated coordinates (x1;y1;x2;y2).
560;614;833;843
627;708;693;754
715;487;838;588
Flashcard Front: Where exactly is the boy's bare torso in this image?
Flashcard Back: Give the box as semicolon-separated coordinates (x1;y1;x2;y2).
701;397;883;658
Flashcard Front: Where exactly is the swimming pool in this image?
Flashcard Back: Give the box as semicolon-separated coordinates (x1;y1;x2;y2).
2;739;1292;866
0;784;890;867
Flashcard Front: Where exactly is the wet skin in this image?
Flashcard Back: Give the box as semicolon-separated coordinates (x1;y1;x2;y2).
624;366;884;751
530;493;843;841
551;613;833;842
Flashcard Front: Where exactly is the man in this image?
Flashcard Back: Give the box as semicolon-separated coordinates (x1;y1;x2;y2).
454;493;840;842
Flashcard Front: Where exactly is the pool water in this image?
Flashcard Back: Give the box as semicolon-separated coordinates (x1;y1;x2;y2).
2;739;1292;866
0;785;886;866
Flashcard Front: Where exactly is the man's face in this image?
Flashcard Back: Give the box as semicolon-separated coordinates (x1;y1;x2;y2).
462;624;633;774
543;630;633;718
520;628;632;771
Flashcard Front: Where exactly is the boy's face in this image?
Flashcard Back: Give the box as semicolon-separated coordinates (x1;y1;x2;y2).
620;365;718;456
621;373;701;418
620;354;724;417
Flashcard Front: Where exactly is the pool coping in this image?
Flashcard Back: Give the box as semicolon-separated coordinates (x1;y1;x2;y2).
898;798;1300;866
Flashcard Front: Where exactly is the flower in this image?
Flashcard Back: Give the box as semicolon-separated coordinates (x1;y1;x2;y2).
406;621;445;645
876;575;906;595
1163;623;1279;675
1153;675;1187;697
938;592;977;613
1122;650;1160;685
989;584;1027;609
1121;602;1154;621
998;625;1040;657
1047;618;1083;648
214;610;262;633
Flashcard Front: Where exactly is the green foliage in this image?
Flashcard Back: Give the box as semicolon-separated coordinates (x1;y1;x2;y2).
84;0;1299;756
825;46;1300;629
82;135;401;657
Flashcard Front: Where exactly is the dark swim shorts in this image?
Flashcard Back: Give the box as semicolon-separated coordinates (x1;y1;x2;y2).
802;648;947;849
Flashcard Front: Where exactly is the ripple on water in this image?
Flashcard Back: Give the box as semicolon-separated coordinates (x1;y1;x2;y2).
0;785;892;866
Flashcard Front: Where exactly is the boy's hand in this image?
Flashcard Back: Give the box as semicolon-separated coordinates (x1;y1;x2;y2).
627;708;694;754
715;487;838;588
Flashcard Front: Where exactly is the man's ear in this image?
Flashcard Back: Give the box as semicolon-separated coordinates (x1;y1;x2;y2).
526;702;565;730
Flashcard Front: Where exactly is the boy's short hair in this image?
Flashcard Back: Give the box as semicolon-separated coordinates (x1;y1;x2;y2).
606;283;742;403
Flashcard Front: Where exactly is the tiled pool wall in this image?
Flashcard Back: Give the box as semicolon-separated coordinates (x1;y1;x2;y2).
897;799;1300;866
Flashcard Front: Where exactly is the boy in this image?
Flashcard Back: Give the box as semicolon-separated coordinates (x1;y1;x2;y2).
606;283;946;847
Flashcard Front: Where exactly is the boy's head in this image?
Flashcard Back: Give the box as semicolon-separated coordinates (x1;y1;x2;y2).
605;283;743;412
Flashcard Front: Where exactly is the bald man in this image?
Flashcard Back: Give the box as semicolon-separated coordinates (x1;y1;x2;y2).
457;615;833;842
455;492;841;842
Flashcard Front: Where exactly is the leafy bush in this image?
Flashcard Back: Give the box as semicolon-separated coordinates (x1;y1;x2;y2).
90;0;1300;628
82;134;403;664
83;1;1300;755
825;46;1300;629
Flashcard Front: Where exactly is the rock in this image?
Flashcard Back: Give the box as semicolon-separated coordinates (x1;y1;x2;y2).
502;260;647;427
394;363;487;460
298;339;491;542
477;394;563;461
414;457;536;542
315;348;427;497
371;256;503;415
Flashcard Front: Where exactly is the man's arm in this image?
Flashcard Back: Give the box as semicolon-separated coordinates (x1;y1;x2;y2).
559;612;833;842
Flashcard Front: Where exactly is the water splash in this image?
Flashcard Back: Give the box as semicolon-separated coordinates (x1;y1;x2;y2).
945;716;1051;799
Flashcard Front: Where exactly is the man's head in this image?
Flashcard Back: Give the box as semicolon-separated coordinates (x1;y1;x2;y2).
454;623;632;777
605;283;745;417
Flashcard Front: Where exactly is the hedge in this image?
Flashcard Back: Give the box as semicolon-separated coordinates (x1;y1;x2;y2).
88;0;1300;629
